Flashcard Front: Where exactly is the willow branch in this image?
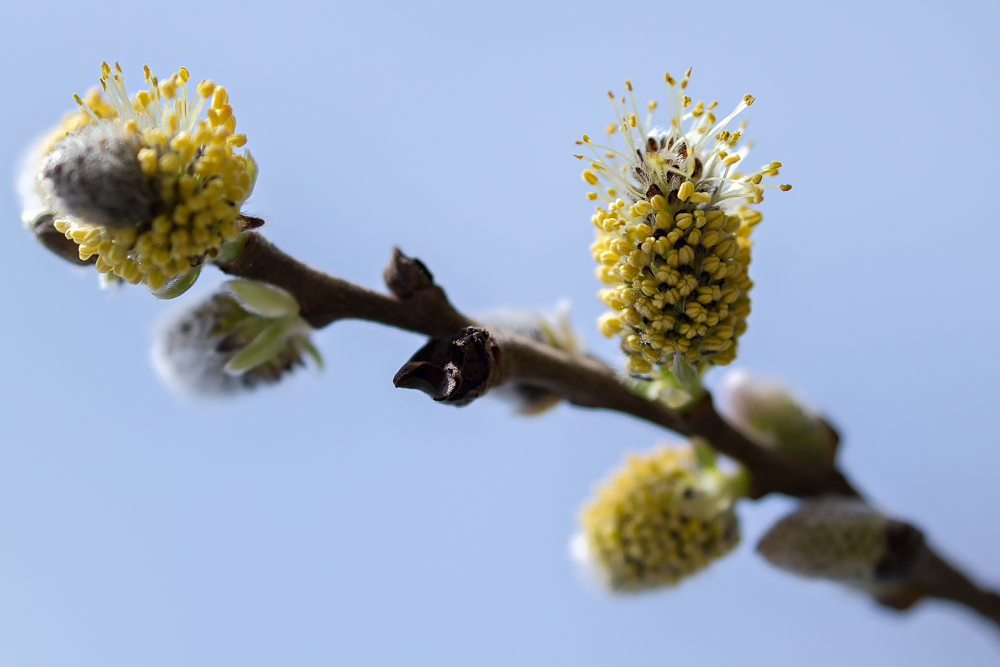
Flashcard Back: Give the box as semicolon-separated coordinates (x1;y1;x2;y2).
218;231;1000;632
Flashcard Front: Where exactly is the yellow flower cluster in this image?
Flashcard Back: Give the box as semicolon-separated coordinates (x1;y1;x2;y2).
51;62;256;291
577;444;740;592
579;70;788;374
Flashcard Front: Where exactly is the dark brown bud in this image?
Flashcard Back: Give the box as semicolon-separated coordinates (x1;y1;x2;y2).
393;326;501;406
384;247;435;299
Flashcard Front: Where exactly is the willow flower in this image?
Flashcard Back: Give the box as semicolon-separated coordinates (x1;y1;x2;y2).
572;442;743;592
26;62;258;294
581;69;788;375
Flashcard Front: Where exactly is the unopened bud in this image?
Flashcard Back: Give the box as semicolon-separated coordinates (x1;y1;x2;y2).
756;497;923;584
720;369;837;467
152;280;321;396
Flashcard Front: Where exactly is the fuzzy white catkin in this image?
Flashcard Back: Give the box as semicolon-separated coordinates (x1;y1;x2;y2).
39;121;153;229
151;291;308;397
756;497;889;583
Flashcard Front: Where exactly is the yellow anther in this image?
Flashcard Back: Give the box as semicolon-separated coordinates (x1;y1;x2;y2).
72;93;84;105
743;94;755;106
724;154;741;167
649;195;667;211
647;100;657;112
208;104;233;127
123;119;139;135
197;79;216;98
665;72;675;86
582;134;591;143
177;67;189;83
677;181;694;202
159;78;177;99
780;184;792;191
586;192;598;200
606;188;617;197
628;113;636;127
115;61;123;73
625;79;633;91
582;169;599;185
227;133;248;147
573;153;584;159
158;154;180;172
682;95;691;107
717;151;728;159
690;192;711;204
143;64;152;81
138;148;159;175
211;86;229;109
605;122;617;135
598;313;623;337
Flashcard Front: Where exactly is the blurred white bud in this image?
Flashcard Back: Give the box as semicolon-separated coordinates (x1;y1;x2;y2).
720;369;836;467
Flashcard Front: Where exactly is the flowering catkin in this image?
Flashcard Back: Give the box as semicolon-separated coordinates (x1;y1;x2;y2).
581;70;788;375
573;443;741;592
29;62;257;292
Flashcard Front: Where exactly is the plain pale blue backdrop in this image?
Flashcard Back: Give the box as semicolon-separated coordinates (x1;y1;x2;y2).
1;0;998;664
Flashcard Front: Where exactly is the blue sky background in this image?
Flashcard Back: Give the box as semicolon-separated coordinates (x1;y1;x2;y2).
1;0;998;664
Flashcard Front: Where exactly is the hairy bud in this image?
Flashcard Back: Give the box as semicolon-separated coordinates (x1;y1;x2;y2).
152;280;321;396
756;497;924;585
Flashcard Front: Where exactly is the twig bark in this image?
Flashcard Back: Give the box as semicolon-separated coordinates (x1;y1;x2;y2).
218;231;1000;633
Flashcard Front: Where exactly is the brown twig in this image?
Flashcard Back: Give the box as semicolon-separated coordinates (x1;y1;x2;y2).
218;231;1000;633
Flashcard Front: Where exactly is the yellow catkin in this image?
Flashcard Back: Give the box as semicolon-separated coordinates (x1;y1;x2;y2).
578;445;739;591
580;73;787;372
52;64;257;291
